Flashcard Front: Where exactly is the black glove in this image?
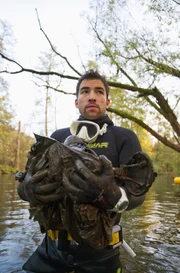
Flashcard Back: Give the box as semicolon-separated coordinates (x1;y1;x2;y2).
63;155;122;209
16;134;66;204
16;156;63;204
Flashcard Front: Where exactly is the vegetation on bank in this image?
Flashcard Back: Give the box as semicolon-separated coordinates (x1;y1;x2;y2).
0;121;34;174
0;117;179;176
0;164;19;174
0;89;179;176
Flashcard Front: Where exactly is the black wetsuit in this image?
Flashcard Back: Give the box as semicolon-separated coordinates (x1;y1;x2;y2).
20;115;145;273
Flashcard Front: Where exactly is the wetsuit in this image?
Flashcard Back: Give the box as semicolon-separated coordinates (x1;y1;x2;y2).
19;115;145;273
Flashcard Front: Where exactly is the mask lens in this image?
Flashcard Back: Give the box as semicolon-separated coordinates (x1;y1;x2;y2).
70;121;100;143
77;123;98;138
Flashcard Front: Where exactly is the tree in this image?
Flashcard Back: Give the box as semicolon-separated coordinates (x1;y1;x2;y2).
0;19;34;173
86;0;180;151
0;19;14;126
152;139;180;174
0;1;179;153
33;50;63;136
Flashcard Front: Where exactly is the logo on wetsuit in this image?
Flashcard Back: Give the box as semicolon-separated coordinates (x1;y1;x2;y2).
87;142;109;149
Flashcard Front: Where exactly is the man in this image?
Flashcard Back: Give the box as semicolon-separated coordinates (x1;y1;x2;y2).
17;70;146;273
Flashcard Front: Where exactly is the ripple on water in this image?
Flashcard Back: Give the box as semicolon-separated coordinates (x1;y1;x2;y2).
1;175;180;273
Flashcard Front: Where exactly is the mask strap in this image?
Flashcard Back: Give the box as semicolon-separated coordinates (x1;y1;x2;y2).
99;123;108;135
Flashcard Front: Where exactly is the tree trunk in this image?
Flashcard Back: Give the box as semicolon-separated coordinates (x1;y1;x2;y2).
45;87;48;136
14;121;21;169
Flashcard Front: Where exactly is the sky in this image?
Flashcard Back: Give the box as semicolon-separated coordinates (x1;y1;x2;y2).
2;0;179;139
0;0;92;137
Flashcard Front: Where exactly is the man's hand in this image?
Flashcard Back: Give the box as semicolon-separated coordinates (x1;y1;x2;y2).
63;155;122;209
16;161;62;204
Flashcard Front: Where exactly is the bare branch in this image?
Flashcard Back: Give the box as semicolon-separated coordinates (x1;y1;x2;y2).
0;52;79;80
1;51;179;136
109;82;180;136
1;52;179;148
34;81;75;95
107;107;180;153
173;97;180;111
70;30;87;72
35;8;82;77
0;52;23;69
91;22;137;86
172;0;180;5
144;96;165;117
135;49;180;78
108;81;153;95
153;87;180;136
48;86;75;95
0;52;155;94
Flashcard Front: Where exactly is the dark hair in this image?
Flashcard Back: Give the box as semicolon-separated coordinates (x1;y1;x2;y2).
76;70;109;98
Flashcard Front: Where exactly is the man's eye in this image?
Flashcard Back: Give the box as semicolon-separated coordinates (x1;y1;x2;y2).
97;90;104;94
82;90;89;94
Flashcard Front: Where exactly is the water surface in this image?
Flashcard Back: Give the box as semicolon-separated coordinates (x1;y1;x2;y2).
0;174;179;273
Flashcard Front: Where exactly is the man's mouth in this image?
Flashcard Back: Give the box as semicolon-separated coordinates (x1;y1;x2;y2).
86;104;99;110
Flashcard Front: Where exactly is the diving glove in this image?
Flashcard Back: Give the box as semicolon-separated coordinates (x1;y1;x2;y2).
63;155;122;209
16;157;62;204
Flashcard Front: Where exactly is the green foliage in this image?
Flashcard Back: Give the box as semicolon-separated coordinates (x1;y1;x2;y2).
109;87;146;119
0;123;34;172
0;88;13;125
0;164;18;174
87;60;99;71
0;71;34;172
34;50;63;136
86;0;180;153
0;20;14;126
0;3;179;173
152;140;180;175
0;19;15;54
108;86;154;154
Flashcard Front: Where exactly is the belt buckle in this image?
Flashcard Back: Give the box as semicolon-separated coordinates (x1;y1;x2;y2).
109;225;123;249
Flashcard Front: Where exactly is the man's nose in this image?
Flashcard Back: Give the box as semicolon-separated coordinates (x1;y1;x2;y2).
88;90;96;101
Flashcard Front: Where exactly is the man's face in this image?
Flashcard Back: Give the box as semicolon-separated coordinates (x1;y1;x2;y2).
75;79;110;120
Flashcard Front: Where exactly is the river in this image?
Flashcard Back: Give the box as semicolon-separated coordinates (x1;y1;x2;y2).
0;174;179;273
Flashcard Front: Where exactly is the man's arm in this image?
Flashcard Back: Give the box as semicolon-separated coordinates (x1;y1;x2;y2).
117;129;146;210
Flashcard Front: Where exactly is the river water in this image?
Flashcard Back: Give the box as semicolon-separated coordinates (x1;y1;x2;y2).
0;174;179;273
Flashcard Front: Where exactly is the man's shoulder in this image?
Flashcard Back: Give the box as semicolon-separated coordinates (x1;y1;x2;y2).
50;127;71;142
109;125;141;151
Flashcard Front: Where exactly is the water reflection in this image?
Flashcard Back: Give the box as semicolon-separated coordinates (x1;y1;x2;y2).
0;174;43;273
0;174;179;273
120;175;180;273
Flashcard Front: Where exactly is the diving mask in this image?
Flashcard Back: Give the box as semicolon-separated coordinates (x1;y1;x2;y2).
70;120;108;143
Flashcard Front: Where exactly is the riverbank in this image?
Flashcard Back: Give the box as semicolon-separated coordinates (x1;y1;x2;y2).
0;164;18;174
